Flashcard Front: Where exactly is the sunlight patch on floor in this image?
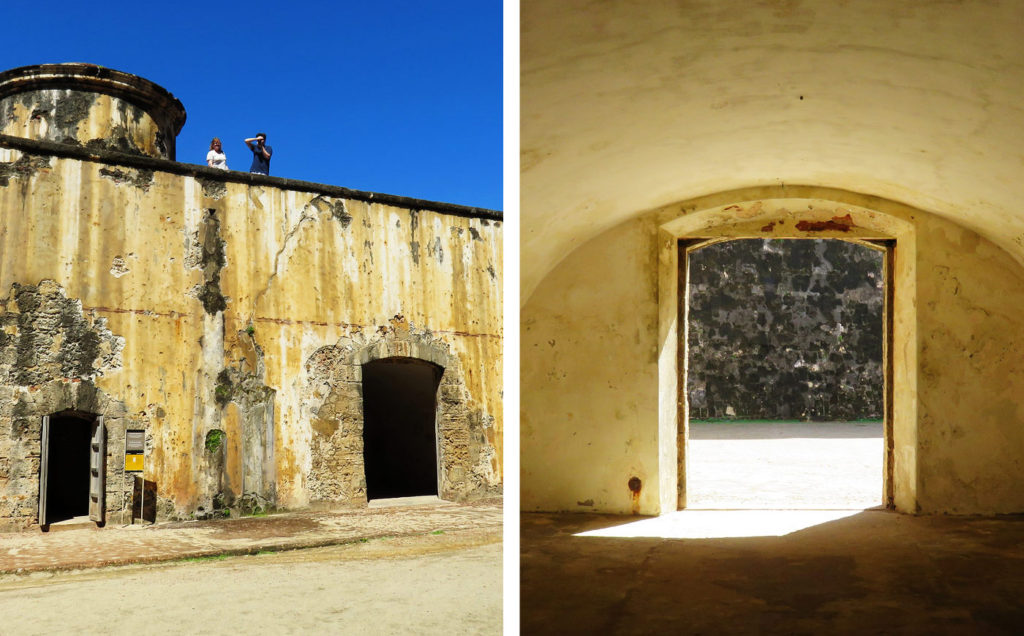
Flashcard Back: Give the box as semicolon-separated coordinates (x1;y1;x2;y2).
574;509;864;539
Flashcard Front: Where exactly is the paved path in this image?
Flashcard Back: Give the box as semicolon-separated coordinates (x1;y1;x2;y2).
0;498;501;574
688;421;883;509
0;539;502;635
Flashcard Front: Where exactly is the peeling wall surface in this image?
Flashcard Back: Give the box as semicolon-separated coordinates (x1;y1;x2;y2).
521;0;1024;517
0;139;502;529
0;90;167;159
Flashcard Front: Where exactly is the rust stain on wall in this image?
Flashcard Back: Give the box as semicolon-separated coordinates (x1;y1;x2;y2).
628;476;642;515
796;214;855;232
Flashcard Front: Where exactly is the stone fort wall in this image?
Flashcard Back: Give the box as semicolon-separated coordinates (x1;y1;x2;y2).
687;239;883;421
0;68;502;530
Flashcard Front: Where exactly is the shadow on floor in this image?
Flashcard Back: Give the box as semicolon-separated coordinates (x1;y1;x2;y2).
521;510;1024;634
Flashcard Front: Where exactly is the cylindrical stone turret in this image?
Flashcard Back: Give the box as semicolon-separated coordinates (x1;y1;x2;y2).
0;63;186;160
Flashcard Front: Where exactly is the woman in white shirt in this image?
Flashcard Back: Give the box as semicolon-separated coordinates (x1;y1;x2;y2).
206;137;228;170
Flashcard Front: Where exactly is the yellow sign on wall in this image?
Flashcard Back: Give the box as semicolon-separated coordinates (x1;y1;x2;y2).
125;453;144;472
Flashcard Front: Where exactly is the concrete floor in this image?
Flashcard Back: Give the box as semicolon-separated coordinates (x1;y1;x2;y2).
523;424;1024;634
521;511;1024;634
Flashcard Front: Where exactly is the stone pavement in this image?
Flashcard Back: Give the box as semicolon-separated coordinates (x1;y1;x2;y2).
0;498;501;574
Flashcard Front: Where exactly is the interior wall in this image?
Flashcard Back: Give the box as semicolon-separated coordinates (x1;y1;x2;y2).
913;217;1024;513
521;219;664;514
521;191;1024;515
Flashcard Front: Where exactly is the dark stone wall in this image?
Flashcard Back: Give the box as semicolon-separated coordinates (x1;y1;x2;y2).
685;239;884;421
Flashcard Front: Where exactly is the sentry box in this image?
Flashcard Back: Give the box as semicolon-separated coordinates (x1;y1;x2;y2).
124;429;145;472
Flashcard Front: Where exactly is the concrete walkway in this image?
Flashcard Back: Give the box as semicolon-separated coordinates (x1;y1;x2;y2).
0;498;501;575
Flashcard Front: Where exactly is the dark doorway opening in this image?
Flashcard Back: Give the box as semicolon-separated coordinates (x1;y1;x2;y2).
44;413;93;523
362;357;443;500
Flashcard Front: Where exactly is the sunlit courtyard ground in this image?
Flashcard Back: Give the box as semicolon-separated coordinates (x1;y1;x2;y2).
686;420;884;510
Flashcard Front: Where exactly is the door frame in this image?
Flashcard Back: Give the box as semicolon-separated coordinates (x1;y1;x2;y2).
676;237;895;509
38;411;105;527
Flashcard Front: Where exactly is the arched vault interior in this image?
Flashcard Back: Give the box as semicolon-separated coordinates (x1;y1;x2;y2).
521;1;1024;516
521;0;1024;301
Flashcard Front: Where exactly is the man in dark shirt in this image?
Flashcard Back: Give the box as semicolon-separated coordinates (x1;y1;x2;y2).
244;133;273;175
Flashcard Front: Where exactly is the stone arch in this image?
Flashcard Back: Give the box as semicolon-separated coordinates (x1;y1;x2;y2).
304;324;496;505
656;187;918;514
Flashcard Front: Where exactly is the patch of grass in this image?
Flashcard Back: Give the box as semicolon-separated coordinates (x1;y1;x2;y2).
205;429;225;453
431;530;445;535
182;553;232;563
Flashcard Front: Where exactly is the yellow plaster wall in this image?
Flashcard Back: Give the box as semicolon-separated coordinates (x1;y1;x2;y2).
2;93;165;158
914;217;1024;513
521;0;1024;302
521;218;663;514
0;148;502;514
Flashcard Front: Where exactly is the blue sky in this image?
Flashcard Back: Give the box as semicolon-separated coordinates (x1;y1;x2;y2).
2;1;502;210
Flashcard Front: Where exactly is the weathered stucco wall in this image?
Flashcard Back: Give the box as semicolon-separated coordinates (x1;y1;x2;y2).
913;217;1024;514
0;64;186;161
0;140;501;529
521;189;1024;515
0;90;168;159
521;219;663;515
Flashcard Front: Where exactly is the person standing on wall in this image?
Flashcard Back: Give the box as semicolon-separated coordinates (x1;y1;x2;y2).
207;137;228;170
244;133;273;175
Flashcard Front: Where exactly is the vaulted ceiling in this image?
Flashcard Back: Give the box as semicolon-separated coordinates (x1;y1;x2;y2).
521;0;1024;300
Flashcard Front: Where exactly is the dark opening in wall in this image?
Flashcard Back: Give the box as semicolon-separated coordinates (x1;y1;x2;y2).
44;414;92;523
362;357;442;500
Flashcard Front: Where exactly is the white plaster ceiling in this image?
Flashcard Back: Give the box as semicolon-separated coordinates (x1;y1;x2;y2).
521;0;1024;300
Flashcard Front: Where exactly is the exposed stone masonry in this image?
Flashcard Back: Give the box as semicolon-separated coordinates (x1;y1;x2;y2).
0;281;124;386
0;152;51;187
686;239;883;421
304;317;499;505
0;281;132;530
185;209;228;314
0;63;502;529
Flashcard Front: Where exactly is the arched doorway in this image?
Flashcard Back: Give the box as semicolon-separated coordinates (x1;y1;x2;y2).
361;357;443;500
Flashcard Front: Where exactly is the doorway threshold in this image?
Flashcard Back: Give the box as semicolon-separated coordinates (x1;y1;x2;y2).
367;495;450;509
45;515;96;532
